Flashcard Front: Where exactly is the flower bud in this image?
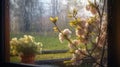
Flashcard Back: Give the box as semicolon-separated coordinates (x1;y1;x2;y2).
49;17;58;23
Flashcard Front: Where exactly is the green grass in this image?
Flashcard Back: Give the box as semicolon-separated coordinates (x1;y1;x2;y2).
10;53;72;63
34;35;68;50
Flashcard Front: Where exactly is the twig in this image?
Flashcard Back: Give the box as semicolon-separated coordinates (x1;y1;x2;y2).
100;0;106;66
79;50;105;67
90;0;106;56
100;38;107;66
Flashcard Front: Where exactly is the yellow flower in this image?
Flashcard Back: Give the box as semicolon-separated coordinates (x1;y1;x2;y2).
76;26;81;30
49;17;58;23
10;45;14;49
19;38;25;44
24;35;28;39
59;33;64;43
12;50;17;55
27;35;34;42
24;40;29;44
87;17;96;24
12;37;17;40
10;35;43;55
69;22;74;27
11;37;18;45
10;40;14;45
87;18;92;24
69;20;77;27
53;26;58;32
76;18;81;23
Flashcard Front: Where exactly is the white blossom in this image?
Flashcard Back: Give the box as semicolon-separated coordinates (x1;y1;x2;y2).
58;29;72;43
96;37;98;43
75;49;81;54
68;43;75;49
76;29;81;37
63;29;72;37
72;40;80;46
58;33;64;43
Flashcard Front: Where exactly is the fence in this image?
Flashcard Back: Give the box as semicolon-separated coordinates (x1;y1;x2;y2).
35;50;94;67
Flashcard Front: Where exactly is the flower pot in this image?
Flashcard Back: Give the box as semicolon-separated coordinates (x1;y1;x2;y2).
20;54;35;64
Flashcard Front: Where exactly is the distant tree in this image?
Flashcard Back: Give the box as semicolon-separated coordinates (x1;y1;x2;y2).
10;0;41;33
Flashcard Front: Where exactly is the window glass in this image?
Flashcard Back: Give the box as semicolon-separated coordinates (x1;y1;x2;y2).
10;0;107;66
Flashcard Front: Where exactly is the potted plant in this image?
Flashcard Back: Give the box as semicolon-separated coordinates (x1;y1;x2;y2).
10;35;43;64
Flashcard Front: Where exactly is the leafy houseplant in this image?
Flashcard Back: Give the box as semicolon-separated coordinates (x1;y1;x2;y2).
10;35;43;64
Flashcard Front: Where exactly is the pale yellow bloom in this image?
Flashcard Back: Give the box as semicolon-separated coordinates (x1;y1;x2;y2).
81;35;85;39
10;45;14;49
49;17;58;23
11;37;18;45
40;42;43;47
24;40;29;44
12;50;17;55
76;18;81;23
59;33;64;43
50;17;54;22
10;35;43;56
69;20;77;27
27;35;34;42
85;22;89;28
87;18;92;24
72;53;78;59
53;26;58;32
10;41;14;45
69;22;74;27
96;37;98;43
19;38;24;43
24;35;28;39
19;35;34;45
12;37;17;41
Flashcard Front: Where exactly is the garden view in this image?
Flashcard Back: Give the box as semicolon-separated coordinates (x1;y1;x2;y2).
10;0;107;67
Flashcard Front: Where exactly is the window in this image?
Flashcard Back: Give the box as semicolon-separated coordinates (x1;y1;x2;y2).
9;0;72;63
1;0;119;66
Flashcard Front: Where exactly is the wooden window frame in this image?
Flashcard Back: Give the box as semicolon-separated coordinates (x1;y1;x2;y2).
0;0;120;67
1;0;10;63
